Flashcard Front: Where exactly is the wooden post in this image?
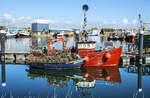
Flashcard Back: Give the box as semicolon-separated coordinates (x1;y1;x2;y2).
138;31;144;62
0;33;5;61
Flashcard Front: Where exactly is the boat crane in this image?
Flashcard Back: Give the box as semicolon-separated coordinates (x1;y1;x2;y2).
47;38;67;55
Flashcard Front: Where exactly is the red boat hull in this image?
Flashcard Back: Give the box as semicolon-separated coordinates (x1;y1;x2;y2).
78;47;122;67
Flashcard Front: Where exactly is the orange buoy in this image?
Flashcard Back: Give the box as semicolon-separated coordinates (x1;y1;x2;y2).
84;73;89;78
105;52;111;59
105;76;111;81
84;56;89;62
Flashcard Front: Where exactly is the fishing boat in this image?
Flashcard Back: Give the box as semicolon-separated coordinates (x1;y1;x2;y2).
26;38;84;69
88;28;99;36
0;30;17;38
6;32;17;38
16;30;30;38
28;62;83;69
77;40;122;67
57;31;65;37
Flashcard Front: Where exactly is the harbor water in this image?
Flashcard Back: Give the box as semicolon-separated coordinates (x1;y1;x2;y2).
0;36;150;98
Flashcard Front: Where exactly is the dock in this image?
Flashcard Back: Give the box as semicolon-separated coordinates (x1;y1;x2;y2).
0;50;30;64
4;51;30;55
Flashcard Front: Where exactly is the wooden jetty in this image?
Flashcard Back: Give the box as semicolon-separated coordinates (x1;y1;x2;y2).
0;51;30;64
120;48;150;67
4;51;30;55
121;48;150;57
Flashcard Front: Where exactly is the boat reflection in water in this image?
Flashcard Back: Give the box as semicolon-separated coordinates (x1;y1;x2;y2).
26;68;82;88
76;66;121;89
26;65;121;89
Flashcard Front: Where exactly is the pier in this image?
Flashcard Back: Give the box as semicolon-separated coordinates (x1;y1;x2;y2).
0;51;30;64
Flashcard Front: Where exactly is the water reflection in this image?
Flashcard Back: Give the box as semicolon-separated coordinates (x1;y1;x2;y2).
26;68;82;88
126;63;150;98
1;62;150;97
5;38;32;51
83;66;121;83
1;61;6;87
26;66;121;90
137;65;142;92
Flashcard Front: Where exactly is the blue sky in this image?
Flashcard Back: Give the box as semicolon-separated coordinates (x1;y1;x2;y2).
0;0;150;29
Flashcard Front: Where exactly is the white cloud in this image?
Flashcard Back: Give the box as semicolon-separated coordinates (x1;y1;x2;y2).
0;13;138;29
132;19;137;25
111;21;118;24
0;14;17;25
32;19;49;24
32;19;58;24
64;21;72;24
3;14;12;19
103;21;118;25
122;18;129;24
0;14;59;27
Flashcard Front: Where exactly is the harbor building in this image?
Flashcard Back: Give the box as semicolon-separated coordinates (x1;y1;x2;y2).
32;23;49;34
101;28;114;41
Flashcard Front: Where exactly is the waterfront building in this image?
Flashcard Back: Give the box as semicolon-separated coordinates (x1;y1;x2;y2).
101;28;114;41
101;28;114;34
32;23;49;34
8;27;25;32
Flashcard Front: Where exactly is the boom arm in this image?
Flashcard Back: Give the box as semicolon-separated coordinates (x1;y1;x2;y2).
47;38;67;55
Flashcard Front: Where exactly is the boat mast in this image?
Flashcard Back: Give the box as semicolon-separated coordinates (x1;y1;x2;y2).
139;14;143;30
82;4;89;33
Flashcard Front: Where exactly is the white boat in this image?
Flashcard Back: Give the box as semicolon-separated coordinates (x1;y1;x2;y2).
16;30;30;38
88;28;99;36
57;31;65;36
0;30;17;38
